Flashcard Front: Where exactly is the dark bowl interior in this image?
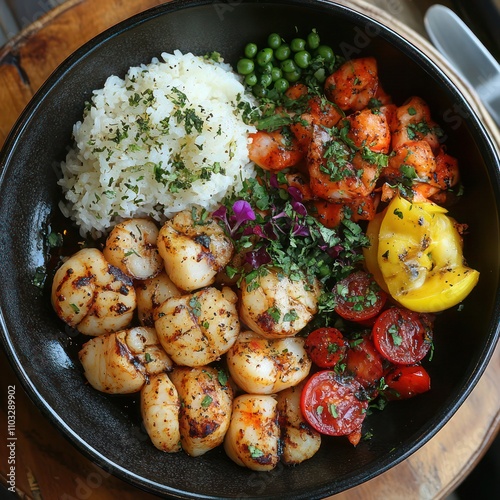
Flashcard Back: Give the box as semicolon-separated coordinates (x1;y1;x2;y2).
1;0;500;498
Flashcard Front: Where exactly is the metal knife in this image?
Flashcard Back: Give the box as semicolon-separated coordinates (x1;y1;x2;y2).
424;4;500;127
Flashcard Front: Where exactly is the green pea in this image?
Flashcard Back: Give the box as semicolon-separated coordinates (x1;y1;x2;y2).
307;30;320;50
260;73;273;88
281;58;298;74
290;38;306;52
274;78;290;93
294;50;312;69
258;62;273;74
267;33;282;50
270;66;282;82
256;48;273;66
274;44;291;61
284;69;302;83
253;84;268;98
315;45;335;64
237;58;255;75
244;43;258;59
245;73;258;87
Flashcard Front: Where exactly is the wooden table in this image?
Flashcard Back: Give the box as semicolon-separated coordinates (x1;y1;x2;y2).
1;1;499;499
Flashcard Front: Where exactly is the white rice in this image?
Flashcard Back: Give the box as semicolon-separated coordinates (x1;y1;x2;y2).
58;50;257;237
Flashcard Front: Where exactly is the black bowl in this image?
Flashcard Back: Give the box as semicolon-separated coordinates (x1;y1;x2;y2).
1;0;500;498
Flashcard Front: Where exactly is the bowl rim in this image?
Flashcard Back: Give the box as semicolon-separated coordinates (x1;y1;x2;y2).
1;0;500;498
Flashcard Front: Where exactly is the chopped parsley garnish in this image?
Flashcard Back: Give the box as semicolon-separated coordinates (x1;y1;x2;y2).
70;303;80;314
388;324;403;346
201;395;213;408
169;87;188;107
361;147;388;169
112;125;129;144
267;306;282;323
128;93;141;107
321;139;351;180
32;266;47;289
189;296;202;317
47;231;64;248
393;208;404;220
248;445;265;458
283;309;299;323
328;403;339;418
218;369;228;386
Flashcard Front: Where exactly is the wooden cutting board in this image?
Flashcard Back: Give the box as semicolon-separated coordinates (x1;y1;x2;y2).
0;1;499;499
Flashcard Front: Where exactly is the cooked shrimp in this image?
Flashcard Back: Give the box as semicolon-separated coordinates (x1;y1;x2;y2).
383;140;437;185
382;142;459;203
157;209;234;292
103;218;163;280
379;103;397;125
308;125;380;201
51;248;136;335
239;267;320;338
169;366;233;457
248;130;304;171
285;82;309;100
374;84;392;106
411;152;459;203
141;372;182;453
345;108;391;153
224;394;280;472
311;199;345;228
154;286;240;367
312;190;379;227
324;57;378;112
282;172;315;201
390;96;442;154
136;271;181;327
276;382;321;465
79;326;173;394
290;95;343;152
226;330;312;394
430;149;460;191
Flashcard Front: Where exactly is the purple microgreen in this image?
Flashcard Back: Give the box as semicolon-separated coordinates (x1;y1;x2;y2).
230;200;256;235
233;200;256;223
288;186;303;202
270;174;280;189
272;210;287;221
263;221;278;240
241;225;255;237
212;205;230;233
212;205;227;219
251;225;267;239
292;223;310;237
245;246;272;268
291;200;307;216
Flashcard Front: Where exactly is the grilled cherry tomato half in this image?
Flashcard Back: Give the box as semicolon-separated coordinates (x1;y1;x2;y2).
305;327;347;368
334;271;387;323
345;336;384;388
372;308;433;365
384;365;431;400
300;371;368;439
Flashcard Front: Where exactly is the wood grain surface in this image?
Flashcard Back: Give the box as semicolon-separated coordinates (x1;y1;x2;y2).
0;1;499;499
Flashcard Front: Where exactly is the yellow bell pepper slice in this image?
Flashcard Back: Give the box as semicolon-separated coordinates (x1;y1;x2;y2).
363;210;389;293
373;196;479;313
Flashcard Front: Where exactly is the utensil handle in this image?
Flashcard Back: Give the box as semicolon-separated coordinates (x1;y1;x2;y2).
452;0;500;60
